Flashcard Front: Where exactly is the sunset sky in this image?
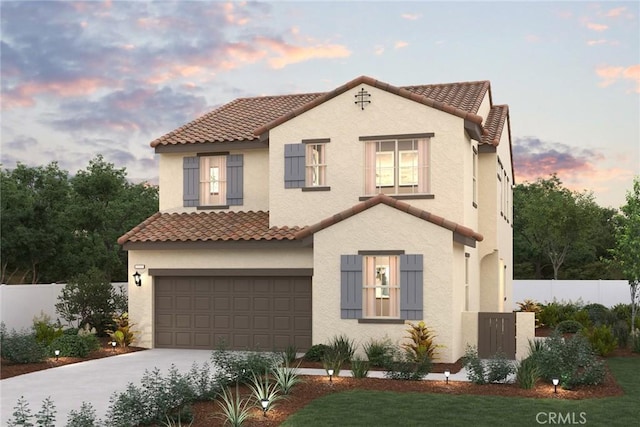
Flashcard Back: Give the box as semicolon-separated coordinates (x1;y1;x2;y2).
1;1;638;209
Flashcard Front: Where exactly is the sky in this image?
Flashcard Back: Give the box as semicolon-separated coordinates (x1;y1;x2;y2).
1;1;638;209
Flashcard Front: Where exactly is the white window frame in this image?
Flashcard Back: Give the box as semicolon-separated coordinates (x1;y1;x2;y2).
472;146;478;207
363;255;400;318
199;155;226;206
305;143;327;187
365;138;429;196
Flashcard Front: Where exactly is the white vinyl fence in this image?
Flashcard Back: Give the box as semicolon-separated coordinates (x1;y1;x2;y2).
513;280;633;310
0;283;127;331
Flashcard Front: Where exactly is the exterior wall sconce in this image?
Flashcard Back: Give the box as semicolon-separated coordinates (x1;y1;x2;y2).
327;368;334;383
552;378;559;394
133;271;142;287
260;398;269;417
444;370;450;384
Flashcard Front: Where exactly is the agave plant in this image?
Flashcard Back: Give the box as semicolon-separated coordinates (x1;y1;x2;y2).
216;382;253;427
272;360;303;394
248;370;282;415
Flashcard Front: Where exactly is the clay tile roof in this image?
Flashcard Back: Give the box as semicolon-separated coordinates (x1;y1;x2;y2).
151;76;491;147
294;194;483;242
482;105;509;147
117;211;301;245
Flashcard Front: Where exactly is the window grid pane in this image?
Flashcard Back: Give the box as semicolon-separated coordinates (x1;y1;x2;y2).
365;139;429;195
306;144;326;186
363;255;399;317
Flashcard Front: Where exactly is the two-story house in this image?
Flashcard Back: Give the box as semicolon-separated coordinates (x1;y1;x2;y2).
118;76;530;363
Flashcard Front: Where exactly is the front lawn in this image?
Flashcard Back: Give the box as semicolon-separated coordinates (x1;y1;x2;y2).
283;357;639;426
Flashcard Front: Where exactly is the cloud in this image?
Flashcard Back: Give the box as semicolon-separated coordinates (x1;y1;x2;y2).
49;87;208;135
525;34;541;43
394;41;409;49
595;64;640;93
586;22;608;32
604;7;627;18
2;135;38;151
374;45;385;55
401;13;421;21
586;39;607;46
513;137;633;194
255;36;351;69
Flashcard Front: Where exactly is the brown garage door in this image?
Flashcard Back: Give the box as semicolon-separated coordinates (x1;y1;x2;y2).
155;276;312;351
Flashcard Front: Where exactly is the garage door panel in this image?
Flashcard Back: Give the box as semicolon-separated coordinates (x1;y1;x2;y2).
155;276;311;350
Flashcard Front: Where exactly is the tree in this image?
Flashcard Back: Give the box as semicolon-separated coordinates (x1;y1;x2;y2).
0;163;72;283
610;176;640;335
68;155;158;281
513;175;601;279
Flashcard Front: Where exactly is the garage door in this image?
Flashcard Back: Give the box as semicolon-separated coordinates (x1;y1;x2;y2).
155;276;312;351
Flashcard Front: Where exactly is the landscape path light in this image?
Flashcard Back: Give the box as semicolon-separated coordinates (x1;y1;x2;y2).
444;370;450;384
112;341;117;352
54;349;60;361
261;398;269;417
552;378;559;394
327;368;334;383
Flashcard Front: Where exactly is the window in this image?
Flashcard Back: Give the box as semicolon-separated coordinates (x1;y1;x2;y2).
340;254;423;321
305;143;326;187
183;154;243;207
363;255;399;317
364;138;429;195
284;140;330;189
472;147;478;207
200;156;226;206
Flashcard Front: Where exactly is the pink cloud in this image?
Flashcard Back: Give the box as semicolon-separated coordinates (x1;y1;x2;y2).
374;45;385;55
605;7;627;18
586;22;608;32
253;37;351;69
222;2;250;25
586;39;607;46
596;64;640;92
394;41;408;49
1;78;113;110
401;13;421;21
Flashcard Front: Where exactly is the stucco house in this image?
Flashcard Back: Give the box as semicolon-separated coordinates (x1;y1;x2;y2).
118;75;531;363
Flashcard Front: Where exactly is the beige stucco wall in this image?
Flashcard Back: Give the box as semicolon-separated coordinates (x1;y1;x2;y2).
516;312;535;360
158;148;269;213
268;83;472;229
311;203;463;363
127;246;312;348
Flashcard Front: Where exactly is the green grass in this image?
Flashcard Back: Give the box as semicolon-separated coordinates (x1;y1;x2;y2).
283;358;640;426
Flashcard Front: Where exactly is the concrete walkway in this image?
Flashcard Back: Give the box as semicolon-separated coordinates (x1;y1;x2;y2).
1;349;469;425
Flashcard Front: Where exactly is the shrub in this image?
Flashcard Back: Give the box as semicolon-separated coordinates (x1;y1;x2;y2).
462;345;486;385
583;303;612;326
216;383;253;427
187;362;219;401
536;331;606;389
516;299;542;328
107;312;136;347
1;329;47;364
555;320;583;334
383;349;431;381
350;357;370;379
584;325;617;356
322;346;345;376
328;334;356;362
363;337;395;367
55;268;123;335
66;402;98;427
612;319;630;348
281;344;297;365
210;347;279;386
402;321;440;362
486;352;515;383
303;344;328;362
8;396;33;427
538;302;561;328
516;356;540;389
570;310;592;328
49;334;92;358
32;312;63;347
35;397;56;427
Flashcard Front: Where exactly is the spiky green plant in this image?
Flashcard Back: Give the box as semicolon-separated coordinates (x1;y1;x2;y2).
216;383;253;427
248;370;282;416
272;360;303;395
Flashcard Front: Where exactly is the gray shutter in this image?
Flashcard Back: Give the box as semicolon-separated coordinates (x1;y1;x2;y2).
400;254;423;320
340;255;363;319
183;156;199;207
226;154;243;206
284;143;305;188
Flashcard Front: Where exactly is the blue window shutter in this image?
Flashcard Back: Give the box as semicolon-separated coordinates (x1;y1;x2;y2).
226;154;243;206
183;156;199;207
284;144;305;188
340;255;363;319
400;254;423;320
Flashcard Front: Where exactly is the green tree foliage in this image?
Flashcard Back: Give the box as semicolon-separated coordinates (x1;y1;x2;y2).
513;175;617;279
609;176;640;334
1;156;158;283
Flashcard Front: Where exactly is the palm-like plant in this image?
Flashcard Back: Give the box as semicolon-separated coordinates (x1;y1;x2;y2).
272;361;303;394
216;382;253;427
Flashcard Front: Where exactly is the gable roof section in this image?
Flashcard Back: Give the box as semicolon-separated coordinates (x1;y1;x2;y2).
116;211;301;245
482;105;509;147
294;193;484;244
151;76;491;148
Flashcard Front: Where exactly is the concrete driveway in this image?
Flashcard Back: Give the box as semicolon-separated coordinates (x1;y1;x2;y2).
1;349;214;426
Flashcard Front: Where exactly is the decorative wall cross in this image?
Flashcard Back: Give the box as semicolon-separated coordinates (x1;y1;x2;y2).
354;88;371;110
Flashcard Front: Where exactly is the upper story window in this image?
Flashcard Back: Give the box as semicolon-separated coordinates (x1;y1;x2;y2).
361;134;432;196
183;154;243;208
284;139;330;191
306;143;326;187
